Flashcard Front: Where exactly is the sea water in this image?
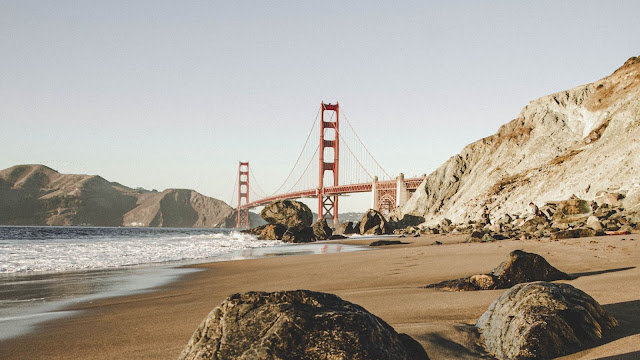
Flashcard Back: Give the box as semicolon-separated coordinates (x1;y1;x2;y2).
0;226;359;340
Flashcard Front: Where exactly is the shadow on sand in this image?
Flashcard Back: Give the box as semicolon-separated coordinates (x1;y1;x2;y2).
569;266;635;279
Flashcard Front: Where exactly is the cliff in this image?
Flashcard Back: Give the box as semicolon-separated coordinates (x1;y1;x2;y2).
396;56;640;224
0;164;236;227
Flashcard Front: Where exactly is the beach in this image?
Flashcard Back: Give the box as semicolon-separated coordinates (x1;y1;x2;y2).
1;233;639;360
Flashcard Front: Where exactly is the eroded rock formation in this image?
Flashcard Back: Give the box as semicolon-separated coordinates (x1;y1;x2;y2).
476;282;618;359
179;290;429;360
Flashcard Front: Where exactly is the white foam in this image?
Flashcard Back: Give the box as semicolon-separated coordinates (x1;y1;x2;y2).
0;230;283;274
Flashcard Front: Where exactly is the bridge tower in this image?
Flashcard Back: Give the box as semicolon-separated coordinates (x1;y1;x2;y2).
319;102;339;225
237;161;250;228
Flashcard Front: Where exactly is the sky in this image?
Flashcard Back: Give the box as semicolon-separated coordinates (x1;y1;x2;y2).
1;1;639;212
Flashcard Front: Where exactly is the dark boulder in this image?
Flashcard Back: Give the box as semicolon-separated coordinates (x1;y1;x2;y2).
426;250;571;291
179;290;429;360
551;198;592;223
311;218;333;240
370;240;406;246
476;282;618;359
241;223;287;240
521;216;548;233
359;209;392;235
334;221;358;235
550;228;599;240
282;227;315;243
260;199;313;231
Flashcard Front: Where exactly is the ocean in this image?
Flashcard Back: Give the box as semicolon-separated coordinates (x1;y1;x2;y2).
0;226;360;340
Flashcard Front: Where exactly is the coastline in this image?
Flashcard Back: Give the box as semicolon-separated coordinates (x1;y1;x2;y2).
1;233;639;359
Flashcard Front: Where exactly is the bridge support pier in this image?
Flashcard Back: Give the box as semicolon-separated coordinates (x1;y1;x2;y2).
237;162;250;228
318;102;340;226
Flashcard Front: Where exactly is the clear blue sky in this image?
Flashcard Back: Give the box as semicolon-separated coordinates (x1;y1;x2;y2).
1;1;639;212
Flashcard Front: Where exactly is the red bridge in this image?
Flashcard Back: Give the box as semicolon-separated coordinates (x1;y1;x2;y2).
233;102;425;228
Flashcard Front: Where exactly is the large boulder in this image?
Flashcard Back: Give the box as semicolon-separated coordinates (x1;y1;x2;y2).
311;218;333;240
179;290;429;360
550;228;598;240
260;200;313;231
359;209;392;235
282;227;315;243
551;198;592;223
426;250;571;291
476;282;618;360
334;221;359;235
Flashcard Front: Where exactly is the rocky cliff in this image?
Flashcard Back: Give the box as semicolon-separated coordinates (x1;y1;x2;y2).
397;56;640;224
0;164;236;227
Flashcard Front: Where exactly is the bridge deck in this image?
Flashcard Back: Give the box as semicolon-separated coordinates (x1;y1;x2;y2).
240;177;424;209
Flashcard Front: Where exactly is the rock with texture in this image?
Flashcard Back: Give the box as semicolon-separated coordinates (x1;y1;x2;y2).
427;250;571;291
179;290;429;360
260;199;313;231
395;57;640;226
334;221;359;235
476;282;618;360
550;228;598;240
282;227;315;243
359;209;393;235
311;218;333;240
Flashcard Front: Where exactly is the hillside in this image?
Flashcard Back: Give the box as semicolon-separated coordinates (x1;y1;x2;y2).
396;56;640;224
0;165;237;227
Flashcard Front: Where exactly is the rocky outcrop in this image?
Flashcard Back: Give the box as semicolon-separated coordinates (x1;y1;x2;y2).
0;164;235;227
476;282;618;359
244;223;287;240
427;250;571;291
334;221;359;235
360;209;393;235
396;56;640;225
179;290;429;360
311;218;333;240
260;199;313;231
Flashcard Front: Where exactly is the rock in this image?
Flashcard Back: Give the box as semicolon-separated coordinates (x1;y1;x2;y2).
282;227;315;243
482;233;497;242
359;209;392;235
521;216;548;233
595;191;624;207
311;218;333;240
551;199;592;223
260;199;313;231
389;213;425;228
586;216;603;231
476;282;618;360
593;204;616;219
334;221;358;235
489;250;572;288
179;290;429;360
370;240;406;246
466;230;485;243
550;228;598;240
426;250;571;291
258;223;287;240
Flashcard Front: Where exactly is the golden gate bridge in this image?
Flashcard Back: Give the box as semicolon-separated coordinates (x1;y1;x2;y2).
231;102;425;228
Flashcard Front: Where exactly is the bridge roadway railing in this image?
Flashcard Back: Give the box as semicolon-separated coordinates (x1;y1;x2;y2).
240;176;425;210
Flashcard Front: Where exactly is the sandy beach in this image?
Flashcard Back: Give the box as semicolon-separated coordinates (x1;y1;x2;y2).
1;233;639;360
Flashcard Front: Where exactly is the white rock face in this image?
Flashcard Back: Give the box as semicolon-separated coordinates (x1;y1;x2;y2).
397;57;640;225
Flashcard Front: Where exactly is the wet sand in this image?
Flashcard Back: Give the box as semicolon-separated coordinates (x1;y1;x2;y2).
1;233;639;359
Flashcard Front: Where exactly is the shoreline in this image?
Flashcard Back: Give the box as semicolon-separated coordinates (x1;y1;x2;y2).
1;233;639;359
0;240;368;341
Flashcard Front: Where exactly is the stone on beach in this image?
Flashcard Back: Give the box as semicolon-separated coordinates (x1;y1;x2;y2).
359;209;393;235
426;250;571;291
311;218;333;240
476;282;618;360
260;199;313;231
179;290;429;360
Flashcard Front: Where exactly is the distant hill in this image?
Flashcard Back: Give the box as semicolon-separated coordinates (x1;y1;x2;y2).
396;56;640;224
0;165;241;228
